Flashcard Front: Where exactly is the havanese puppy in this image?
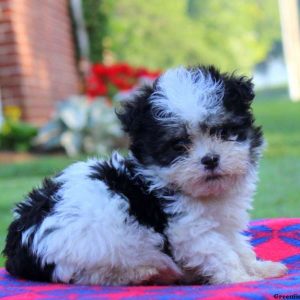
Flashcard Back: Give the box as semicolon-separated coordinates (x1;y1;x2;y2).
3;65;287;285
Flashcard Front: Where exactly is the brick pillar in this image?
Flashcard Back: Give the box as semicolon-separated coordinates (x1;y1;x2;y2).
0;0;79;125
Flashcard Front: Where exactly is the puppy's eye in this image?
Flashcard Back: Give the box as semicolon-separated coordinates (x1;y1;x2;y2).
220;128;229;140
209;127;229;139
171;139;190;152
227;134;238;142
236;131;247;141
209;127;218;136
227;130;247;142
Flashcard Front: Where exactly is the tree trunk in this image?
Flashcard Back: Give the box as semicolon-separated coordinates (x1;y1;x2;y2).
278;0;300;101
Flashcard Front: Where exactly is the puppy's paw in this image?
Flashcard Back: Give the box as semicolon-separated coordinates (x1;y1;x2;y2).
252;261;288;279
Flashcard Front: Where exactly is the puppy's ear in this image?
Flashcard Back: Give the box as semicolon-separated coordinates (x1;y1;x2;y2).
225;75;255;103
116;85;154;135
222;74;255;113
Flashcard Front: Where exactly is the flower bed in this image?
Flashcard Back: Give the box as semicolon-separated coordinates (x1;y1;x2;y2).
0;63;161;156
86;63;160;100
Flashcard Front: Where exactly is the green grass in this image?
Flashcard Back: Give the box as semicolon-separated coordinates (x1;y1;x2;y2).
253;88;300;218
0;156;82;266
0;87;299;266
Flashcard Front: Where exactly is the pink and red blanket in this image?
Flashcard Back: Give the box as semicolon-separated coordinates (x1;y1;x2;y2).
1;218;300;299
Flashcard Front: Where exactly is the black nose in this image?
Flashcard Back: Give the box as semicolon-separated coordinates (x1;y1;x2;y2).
201;154;220;170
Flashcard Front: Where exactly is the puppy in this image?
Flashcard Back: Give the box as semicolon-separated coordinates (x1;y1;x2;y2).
3;65;287;285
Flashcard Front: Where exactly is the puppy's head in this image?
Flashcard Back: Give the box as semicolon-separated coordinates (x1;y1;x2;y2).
117;65;264;198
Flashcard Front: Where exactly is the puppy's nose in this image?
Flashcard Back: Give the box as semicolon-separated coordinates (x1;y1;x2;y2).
201;154;220;170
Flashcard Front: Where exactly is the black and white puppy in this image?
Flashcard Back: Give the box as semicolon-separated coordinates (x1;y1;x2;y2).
3;65;287;285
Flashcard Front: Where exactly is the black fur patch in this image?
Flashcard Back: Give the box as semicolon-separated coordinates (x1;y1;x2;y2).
116;86;191;166
220;70;264;161
2;178;62;281
187;65;255;122
89;158;174;255
249;125;264;162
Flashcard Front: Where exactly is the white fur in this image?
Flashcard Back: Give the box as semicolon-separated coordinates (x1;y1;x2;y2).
22;156;181;285
138;161;287;284
132;128;287;284
134;131;252;198
150;66;224;125
20;66;287;285
21;149;286;285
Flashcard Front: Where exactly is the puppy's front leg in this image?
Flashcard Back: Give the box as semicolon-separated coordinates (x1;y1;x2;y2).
232;233;288;279
170;230;258;284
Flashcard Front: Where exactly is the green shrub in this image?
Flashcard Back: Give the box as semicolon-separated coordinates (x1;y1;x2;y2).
0;119;38;152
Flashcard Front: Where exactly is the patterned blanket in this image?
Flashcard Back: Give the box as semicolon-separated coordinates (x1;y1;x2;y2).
1;218;300;299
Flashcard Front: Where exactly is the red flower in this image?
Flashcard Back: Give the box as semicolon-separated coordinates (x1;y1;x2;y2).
85;63;161;99
92;64;108;76
86;75;107;97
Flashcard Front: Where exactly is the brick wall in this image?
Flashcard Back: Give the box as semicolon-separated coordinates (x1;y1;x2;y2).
0;0;79;125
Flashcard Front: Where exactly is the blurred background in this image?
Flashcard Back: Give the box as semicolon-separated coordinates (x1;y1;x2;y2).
0;0;299;265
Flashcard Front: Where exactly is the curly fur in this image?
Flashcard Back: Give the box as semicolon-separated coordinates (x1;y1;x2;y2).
3;65;287;285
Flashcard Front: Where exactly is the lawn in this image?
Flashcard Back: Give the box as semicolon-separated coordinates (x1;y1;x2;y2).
0;87;299;266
